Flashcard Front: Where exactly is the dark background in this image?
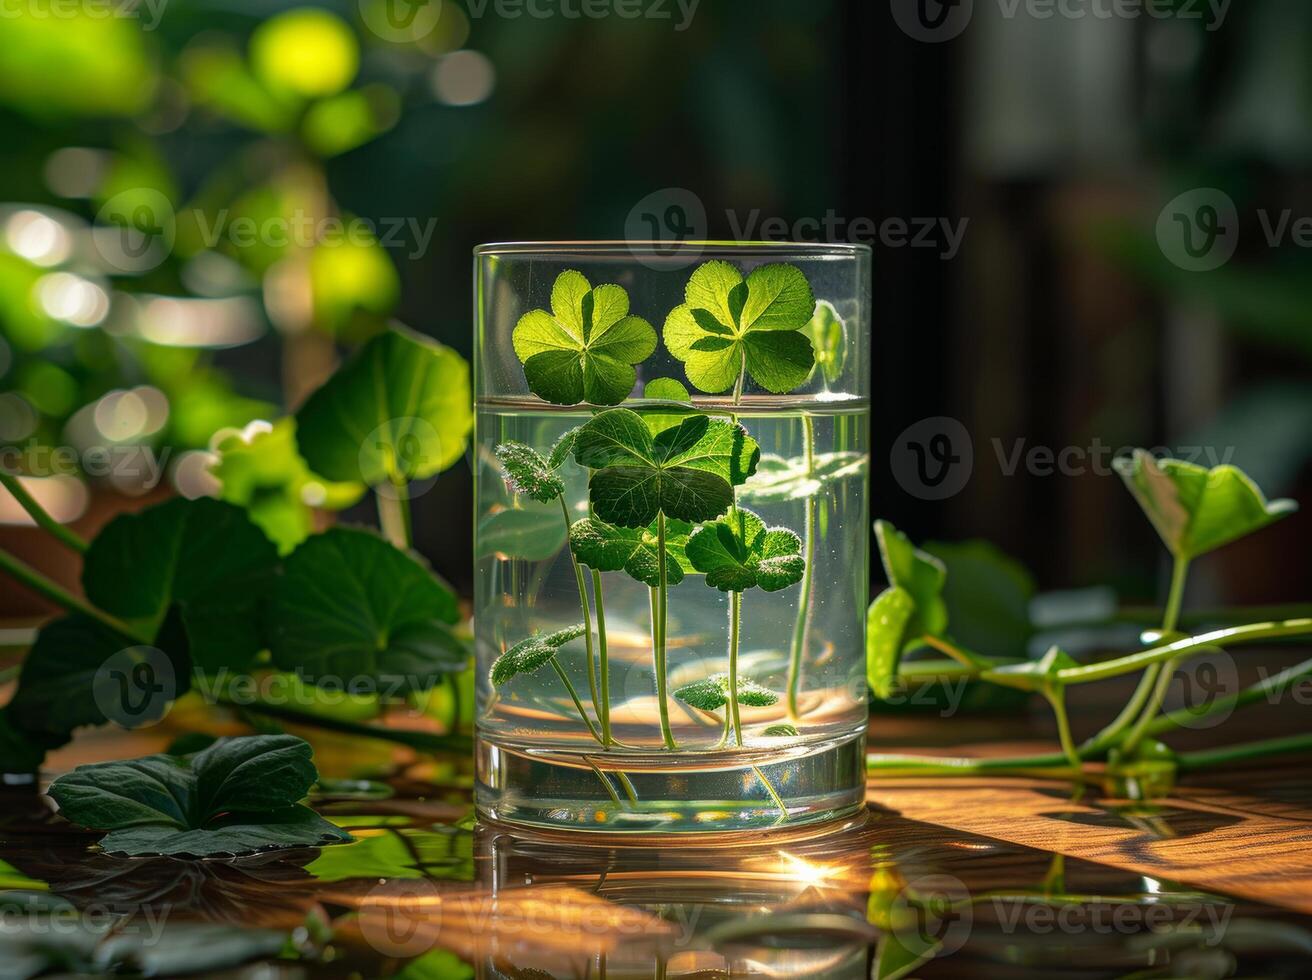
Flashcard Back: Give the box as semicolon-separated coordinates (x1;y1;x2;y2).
1;0;1309;616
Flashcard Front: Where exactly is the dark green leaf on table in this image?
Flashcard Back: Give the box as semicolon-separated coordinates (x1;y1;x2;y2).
513;270;656;405
268;527;465;692
47;735;351;857
685;508;804;593
663;261;815;394
295;325;472;486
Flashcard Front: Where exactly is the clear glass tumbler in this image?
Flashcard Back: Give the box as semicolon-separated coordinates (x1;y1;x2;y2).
474;242;870;833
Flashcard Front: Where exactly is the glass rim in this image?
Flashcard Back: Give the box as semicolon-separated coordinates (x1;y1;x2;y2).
473;240;871;258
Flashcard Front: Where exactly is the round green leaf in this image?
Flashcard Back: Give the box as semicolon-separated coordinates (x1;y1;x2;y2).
489;624;586;686
569;516;693;587
477;507;568;561
83;498;278;673
663;261;816;395
685;508;804;593
512;270;657;406
295;326;472;487
268;527;464;692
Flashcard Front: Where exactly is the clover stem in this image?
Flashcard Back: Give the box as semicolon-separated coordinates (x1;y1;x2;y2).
785;414;816;721
652;514;677;750
549;659;602;744
559;494;602;732
0;547;144;642
732;355;746;407
591;569;613;747
0;471;87;553
752;764;789;823
728;590;744;747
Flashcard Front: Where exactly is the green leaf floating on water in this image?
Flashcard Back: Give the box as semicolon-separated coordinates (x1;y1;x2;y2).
47;735;352;857
83;498;279;673
673;674;779;711
490;624;587;685
210;418;364;555
267;527;465;692
494;442;565;503
1113;449;1298;560
573;408;759;527
804;300;847;386
513;270;657;406
295;325;472;486
739;451;867;503
569;516;694;587
685;508;804;593
663;261;816;394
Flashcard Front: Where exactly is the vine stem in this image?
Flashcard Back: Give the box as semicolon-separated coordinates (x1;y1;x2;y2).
1177;733;1312;770
1118;554;1191;753
0;547;144;642
559;495;601;730
653;513;676;750
785;414;816;721
1045;690;1081;770
0;471;87;553
215;695;473;755
550;659;602;743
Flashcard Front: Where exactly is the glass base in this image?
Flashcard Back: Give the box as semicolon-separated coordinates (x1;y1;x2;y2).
475;727;867;834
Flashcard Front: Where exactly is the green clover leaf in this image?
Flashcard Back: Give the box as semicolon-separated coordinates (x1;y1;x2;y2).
489;624;586;686
663;261;816;394
1113;449;1298;561
512;270;657;406
685;508;804;593
569;516;694;587
572;408;759;527
866;520;949;698
494;442;565;504
673;674;780;712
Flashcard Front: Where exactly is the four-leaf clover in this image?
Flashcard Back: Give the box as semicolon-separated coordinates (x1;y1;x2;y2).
663;261;816;394
513;270;657;406
572;408;759;527
685;508;804;593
